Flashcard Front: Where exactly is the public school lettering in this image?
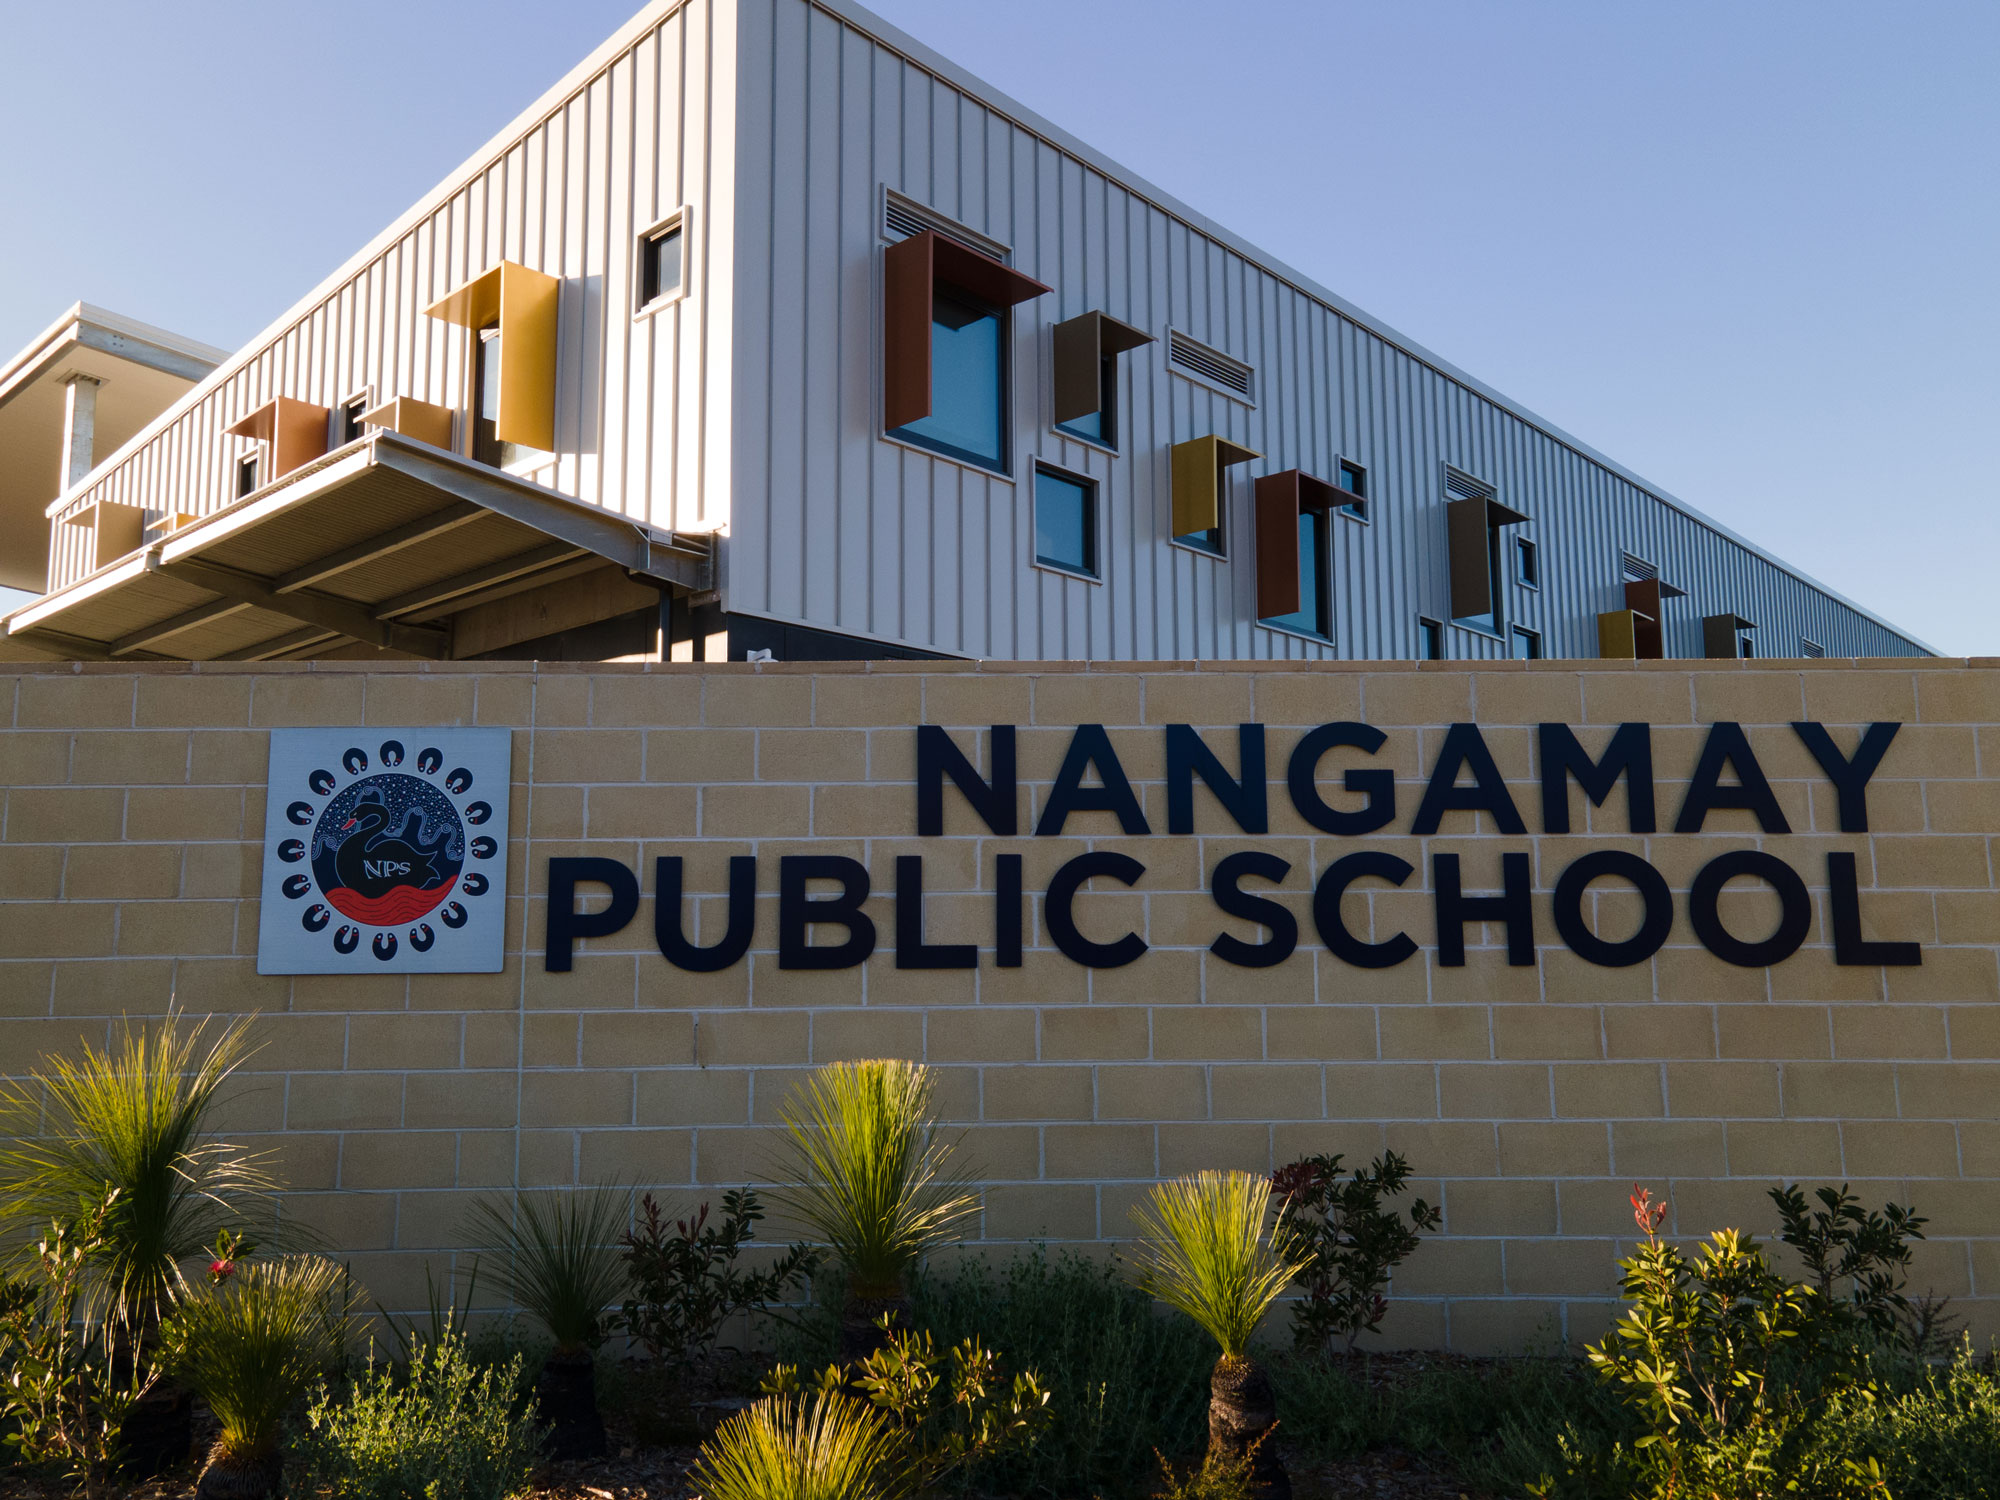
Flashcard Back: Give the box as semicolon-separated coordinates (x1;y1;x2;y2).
543;720;1921;975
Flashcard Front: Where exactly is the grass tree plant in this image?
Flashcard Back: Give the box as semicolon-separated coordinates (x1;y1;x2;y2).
465;1187;629;1460
1130;1172;1303;1500
772;1059;977;1363
0;1007;277;1475
692;1390;904;1500
163;1255;346;1500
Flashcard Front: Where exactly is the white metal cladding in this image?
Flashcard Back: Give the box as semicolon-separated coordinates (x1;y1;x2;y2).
725;0;1929;662
44;0;735;597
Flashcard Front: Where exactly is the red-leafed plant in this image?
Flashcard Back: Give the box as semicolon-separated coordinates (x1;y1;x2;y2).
1268;1151;1440;1357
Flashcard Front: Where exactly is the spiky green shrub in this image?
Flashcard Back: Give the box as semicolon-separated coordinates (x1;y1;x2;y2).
462;1189;626;1355
773;1060;976;1299
164;1255;345;1472
1128;1172;1298;1360
289;1324;540;1500
692;1390;904;1500
0;1009;275;1328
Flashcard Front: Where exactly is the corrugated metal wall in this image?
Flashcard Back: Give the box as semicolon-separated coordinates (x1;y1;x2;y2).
725;0;1927;662
48;0;731;595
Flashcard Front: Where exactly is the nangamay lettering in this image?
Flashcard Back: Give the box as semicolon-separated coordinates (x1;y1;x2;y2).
543;720;1919;975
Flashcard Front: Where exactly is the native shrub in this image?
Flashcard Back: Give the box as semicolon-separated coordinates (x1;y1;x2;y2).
0;1191;165;1498
1269;1150;1441;1356
289;1323;541;1500
617;1187;819;1376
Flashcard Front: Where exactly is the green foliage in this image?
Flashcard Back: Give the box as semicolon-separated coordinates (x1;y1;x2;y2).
769;1319;1051;1494
0;1008;275;1329
289;1323;541;1500
1812;1339;2000;1500
1151;1436;1262;1500
162;1253;346;1463
0;1189;164;1494
463;1188;627;1355
1128;1171;1300;1360
773;1060;977;1299
617;1188;820;1375
691;1390;904;1500
911;1250;1213;1499
1269;1150;1441;1355
1535;1186;1888;1500
1770;1182;1939;1353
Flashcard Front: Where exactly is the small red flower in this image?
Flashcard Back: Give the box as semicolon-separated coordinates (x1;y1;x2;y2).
207;1258;236;1283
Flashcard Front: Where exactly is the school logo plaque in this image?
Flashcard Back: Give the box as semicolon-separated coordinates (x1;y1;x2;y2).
257;728;512;975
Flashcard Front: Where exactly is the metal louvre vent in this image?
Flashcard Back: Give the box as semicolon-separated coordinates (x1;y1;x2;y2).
1166;330;1255;400
880;188;1009;262
1443;465;1495;501
1800;638;1825;658
1621;551;1659;583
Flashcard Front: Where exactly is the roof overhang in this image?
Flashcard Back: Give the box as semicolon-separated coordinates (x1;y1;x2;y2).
0;304;228;594
2;432;712;662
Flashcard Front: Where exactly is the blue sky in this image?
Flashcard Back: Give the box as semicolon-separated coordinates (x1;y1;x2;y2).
2;0;1992;652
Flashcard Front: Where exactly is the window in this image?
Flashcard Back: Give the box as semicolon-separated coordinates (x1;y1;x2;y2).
1053;310;1151;450
1419;616;1445;661
638;217;685;309
1800;638;1825;659
423;260;562;456
889;288;1007;469
1444;470;1526;636
1613;552;1685;660
1171;435;1259;556
472;325;521;469
1702;612;1757;660
224;397;329;486
338;395;370;447
1255;468;1338;633
883;229;1049;475
1516;536;1539;588
236;453;262;498
1512;625;1542;660
1033;466;1097;578
1260;505;1330;639
1337;460;1367;521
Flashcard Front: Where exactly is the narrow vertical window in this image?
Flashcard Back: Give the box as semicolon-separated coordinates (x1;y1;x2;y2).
1419;617;1445;661
1512;625;1542;660
235;453;262;498
1516;536;1539;588
1033;465;1097;578
1259;506;1330;639
1337;460;1367;521
339;395;369;447
472;325;509;468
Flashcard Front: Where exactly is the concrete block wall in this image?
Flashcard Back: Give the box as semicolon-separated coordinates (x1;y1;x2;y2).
3;657;1998;1352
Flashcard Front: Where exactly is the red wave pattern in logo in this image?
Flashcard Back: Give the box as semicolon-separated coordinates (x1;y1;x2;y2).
323;876;456;925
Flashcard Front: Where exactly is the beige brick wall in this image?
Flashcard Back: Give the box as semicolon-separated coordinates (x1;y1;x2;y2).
4;656;2000;1351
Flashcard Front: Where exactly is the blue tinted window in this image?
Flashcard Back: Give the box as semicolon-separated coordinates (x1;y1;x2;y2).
1034;468;1096;576
1055;355;1116;448
1261;507;1329;638
1174;525;1224;555
889;289;1006;471
1512;626;1542;660
1338;461;1367;520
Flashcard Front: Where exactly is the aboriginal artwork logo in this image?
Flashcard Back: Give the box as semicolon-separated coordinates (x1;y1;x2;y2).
275;740;500;963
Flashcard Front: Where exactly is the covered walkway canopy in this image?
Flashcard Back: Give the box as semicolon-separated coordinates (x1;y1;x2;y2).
1;432;713;662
